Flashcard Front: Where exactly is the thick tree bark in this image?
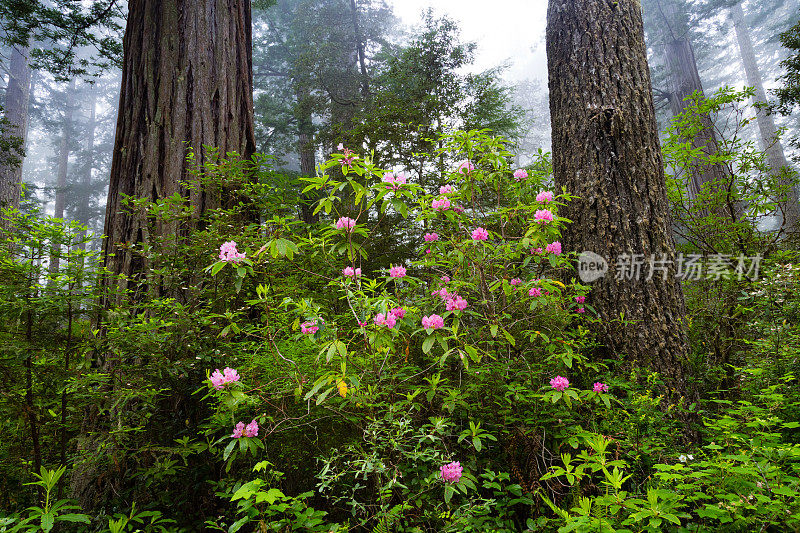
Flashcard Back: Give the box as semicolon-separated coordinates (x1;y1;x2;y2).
0;46;32;225
731;2;800;231
547;0;691;387
102;0;257;305
50;79;76;276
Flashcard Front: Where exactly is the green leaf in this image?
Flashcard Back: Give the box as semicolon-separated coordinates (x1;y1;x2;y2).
422;335;435;354
490;324;498;337
211;261;226;276
444;484;455;504
223;439;236;461
41;513;54;533
56;514;91;524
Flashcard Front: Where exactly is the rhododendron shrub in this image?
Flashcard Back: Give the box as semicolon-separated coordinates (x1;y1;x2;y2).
199;130;609;530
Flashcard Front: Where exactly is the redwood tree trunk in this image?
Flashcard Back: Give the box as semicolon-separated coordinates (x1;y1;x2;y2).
50;79;76;276
547;0;690;387
76;87;97;253
296;85;319;223
731;2;800;231
661;4;731;215
0;46;32;226
102;0;257;304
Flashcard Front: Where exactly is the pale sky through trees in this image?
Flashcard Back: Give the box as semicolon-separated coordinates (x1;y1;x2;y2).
388;0;550;82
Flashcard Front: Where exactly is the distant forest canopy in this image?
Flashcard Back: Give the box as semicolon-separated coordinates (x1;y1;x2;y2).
1;0;797;239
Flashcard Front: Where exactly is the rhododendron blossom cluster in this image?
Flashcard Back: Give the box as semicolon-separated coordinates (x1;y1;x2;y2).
550;376;570;391
432;197;451;210
440;461;463;483
335;217;356;231
422;314;444;329
457;160;474;174
219;241;245;262
301;320;322;334
374;312;397;329
390;307;406;319
445;295;468;311
210;367;240;390
534;209;554;224
513;169;528;181
424;232;439;242
232;419;259;439
510;278;522;286
382;171;407;190
536;190;554;203
575;296;586;304
389;265;407;278
343;266;362;278
529;287;543;297
439;184;455;195
593;382;609;393
546;241;562;255
471;227;489;241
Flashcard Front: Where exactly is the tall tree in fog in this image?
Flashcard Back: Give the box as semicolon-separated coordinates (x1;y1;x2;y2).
49;78;76;275
102;0;257;305
646;0;731;209
547;0;691;387
0;46;32;225
730;3;799;231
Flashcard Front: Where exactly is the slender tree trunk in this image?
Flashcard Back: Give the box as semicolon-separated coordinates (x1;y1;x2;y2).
547;0;691;388
0;46;32;226
50;79;76;276
77;87;97;253
102;0;257;306
660;3;731;217
296;85;319;223
350;0;370;98
731;2;800;231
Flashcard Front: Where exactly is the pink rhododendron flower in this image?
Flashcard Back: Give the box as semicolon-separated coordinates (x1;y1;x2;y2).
575;296;586;304
593;382;609;393
245;419;259;437
534;209;554;224
389;265;407;278
550;376;570;391
210;367;240;390
445;295;468;311
453;205;465;213
433;287;450;299
576;307;585;314
335;217;356;231
301;320;321;334
390;307;406;319
536;190;554;203
432;197;451;210
338;145;356;167
219;241;245;262
546;241;562;255
424;232;439;242
457;160;474;175
529;287;543;297
440;461;463;483
231;421;245;438
382;171;407;190
342;266;361;277
426;249;431;254
531;247;544;255
422;314;444;329
514;169;528;181
441;275;450;283
471;227;489;241
510;278;522;286
374;313;397;329
439;184;456;195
